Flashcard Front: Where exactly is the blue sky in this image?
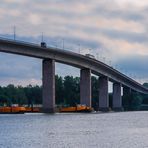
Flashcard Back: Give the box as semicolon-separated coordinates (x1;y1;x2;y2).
0;0;148;86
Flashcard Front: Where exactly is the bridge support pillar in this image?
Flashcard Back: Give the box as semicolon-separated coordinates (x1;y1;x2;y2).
80;68;91;107
112;83;123;111
99;76;109;111
42;59;55;113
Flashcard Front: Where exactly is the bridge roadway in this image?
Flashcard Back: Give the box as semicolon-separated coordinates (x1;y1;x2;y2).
0;38;148;112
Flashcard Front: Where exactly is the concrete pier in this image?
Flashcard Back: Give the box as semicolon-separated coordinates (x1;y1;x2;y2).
80;68;91;107
42;59;55;113
113;83;123;111
99;76;109;111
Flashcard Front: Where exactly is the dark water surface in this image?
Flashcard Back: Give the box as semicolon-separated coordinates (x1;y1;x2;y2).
0;112;148;148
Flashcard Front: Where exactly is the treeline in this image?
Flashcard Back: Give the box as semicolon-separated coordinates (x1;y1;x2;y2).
143;83;148;104
0;75;148;111
0;84;42;106
0;75;99;108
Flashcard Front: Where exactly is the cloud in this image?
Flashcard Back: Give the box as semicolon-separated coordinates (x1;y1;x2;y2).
0;0;147;85
0;78;42;87
28;14;43;25
116;55;148;78
0;53;42;79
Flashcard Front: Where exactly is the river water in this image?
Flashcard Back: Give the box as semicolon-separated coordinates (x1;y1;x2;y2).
0;111;148;148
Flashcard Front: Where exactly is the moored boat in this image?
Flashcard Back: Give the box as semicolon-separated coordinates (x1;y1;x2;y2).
25;107;40;112
0;106;26;114
59;104;93;112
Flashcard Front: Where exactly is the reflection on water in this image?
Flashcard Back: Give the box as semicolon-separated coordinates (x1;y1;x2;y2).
0;112;148;148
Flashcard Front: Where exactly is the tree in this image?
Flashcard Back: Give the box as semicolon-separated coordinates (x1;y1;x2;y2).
91;76;99;110
130;92;143;110
0;95;8;106
55;75;64;104
24;85;42;106
142;83;148;105
16;86;27;105
63;76;80;106
123;91;143;111
3;84;19;105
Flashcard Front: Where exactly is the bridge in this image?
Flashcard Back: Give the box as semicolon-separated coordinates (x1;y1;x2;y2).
0;38;148;112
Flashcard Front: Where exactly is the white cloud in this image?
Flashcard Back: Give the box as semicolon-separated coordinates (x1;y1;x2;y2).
0;0;147;85
28;14;42;25
115;0;148;7
0;78;42;87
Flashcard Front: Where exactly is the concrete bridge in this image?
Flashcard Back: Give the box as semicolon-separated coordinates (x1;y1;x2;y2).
0;38;148;112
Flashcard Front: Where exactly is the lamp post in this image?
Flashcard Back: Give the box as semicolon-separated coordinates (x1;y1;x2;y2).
13;26;16;40
62;38;64;49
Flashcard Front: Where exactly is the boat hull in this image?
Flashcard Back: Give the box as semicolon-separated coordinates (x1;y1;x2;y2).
0;107;26;114
60;105;92;113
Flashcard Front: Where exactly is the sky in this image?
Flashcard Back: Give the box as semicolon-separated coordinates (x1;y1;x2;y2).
0;0;148;86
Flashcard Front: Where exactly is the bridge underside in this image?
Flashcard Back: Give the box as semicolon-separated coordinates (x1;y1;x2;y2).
41;63;132;113
0;39;147;113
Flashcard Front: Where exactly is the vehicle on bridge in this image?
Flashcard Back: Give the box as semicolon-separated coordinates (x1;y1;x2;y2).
85;54;95;59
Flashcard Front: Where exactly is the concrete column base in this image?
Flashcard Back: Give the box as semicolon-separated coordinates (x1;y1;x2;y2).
112;107;124;112
99;107;110;112
41;108;55;113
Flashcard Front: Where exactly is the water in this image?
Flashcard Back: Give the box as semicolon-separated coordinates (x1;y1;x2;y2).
0;112;148;148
